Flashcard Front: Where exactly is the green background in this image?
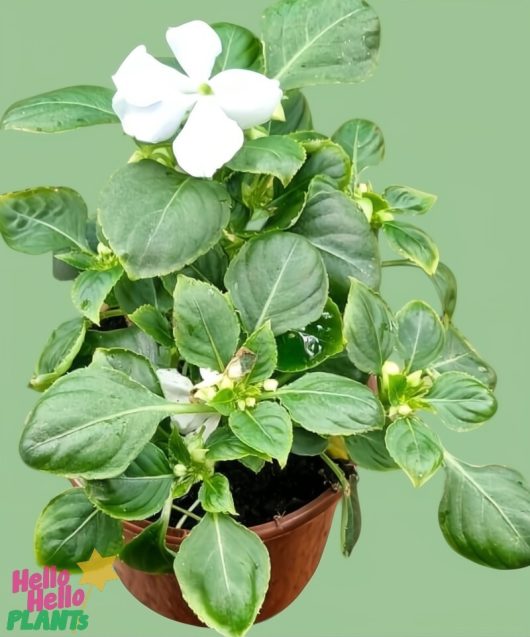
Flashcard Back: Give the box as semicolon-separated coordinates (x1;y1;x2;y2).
1;1;529;636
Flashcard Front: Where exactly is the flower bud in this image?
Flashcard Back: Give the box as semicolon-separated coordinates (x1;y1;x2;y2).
382;361;401;376
263;378;279;392
397;404;413;416
237;399;247;411
245;396;257;408
173;464;188;478
190;447;208;464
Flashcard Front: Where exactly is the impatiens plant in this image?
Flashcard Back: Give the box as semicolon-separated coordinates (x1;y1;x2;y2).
1;1;530;636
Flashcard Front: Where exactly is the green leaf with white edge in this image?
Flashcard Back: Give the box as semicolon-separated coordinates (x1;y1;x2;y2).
211;23;263;74
71;265;123;325
293;176;380;303
341;473;361;557
91;347;162;396
396;300;445;372
85;443;173;520
199;474;236;515
31;317;88;390
173;276;240;371
426;371;497;431
225;232;328;336
174;513;270;637
269;90;313;135
129;304;173;347
431;262;457;319
344;430;398;471
206;427;271;462
385;416;443;487
34;489;123;572
243;322;278;384
382;221;439;275
331;119;385;178
430;324;496;389
119;515;174;574
343;277;395;375
276;298;343;372
262;0;380;90
291;427;327;456
277;372;385;436
180;244;229;290
0;85;118;133
98;160;230;279
290;141;352;192
440;455;530;569
115;276;172;314
227;136;306;187
229;402;292;467
19;366;176;480
384;185;437;215
0;187;89;254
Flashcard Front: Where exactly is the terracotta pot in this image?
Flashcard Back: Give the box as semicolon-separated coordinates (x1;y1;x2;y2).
114;487;341;626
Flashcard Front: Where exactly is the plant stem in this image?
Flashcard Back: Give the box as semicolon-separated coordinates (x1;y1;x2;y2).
172;503;202;523
320;452;349;493
176;499;201;529
382;259;415;268
166;403;216;415
100;308;126;319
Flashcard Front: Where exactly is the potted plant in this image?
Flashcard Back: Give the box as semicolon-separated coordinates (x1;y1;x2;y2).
1;0;529;636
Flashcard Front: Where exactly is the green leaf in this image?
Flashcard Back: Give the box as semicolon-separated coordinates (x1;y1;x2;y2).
430;325;496;389
34;489;122;571
439;456;530;569
431;262;457;319
199;474;236;515
343;277;395;375
119;515;174;574
85;443;173;520
269;90;313;135
277;372;384;436
341;473;361;557
239;456;266;474
174;513;270;637
290;141;351;191
211;23;263;73
264;186;308;231
173;276;240;371
129;304;173;347
385;416;443;487
55;250;99;270
114;276;172;314
79;326;161;368
0;86;118;132
20;366;173;479
262;0;380;90
331;119;385;177
243;323;278;384
91;347;162;395
291;427;327;456
229;402;292;467
225;232;328;336
314;350;368;383
382;221;439;275
98;160;230;279
276;298;343;372
396;300;445;371
206;427;270;462
180;244;229;289
293;176;380;303
384;185;437;215
0;187;88;254
426;372;497;431
71;266;123;325
344;430;398;471
227;136;306;187
31;317;88;390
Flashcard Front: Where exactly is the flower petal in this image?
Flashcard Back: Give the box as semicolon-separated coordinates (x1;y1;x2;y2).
113;93;195;143
173;97;244;178
166;21;222;84
112;45;193;107
210;69;283;129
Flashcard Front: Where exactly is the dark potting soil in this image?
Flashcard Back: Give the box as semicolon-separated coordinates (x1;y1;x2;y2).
170;455;339;529
98;315;128;331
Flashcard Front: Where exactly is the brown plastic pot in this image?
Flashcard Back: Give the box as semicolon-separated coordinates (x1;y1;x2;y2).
114;487;341;626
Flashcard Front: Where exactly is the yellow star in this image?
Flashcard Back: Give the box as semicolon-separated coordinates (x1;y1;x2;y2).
77;549;119;592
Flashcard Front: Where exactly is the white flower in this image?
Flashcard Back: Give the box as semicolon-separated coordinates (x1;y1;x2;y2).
156;368;220;438
112;20;283;178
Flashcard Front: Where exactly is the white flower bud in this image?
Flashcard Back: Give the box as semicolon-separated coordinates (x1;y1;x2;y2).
382;361;401;376
397;404;413;416
237;399;247;411
173;464;188;478
263;379;279;392
245;397;257;408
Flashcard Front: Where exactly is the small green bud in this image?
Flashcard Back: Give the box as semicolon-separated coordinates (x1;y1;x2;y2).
173;464;188;478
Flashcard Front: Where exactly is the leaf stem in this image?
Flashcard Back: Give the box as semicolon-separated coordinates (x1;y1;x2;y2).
167;403;217;415
175;499;201;529
172;503;202;522
382;259;415;268
320;452;349;493
100;308;126;319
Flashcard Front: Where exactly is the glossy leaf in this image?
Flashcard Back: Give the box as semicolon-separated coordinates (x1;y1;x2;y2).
129;304;173;347
269;90;313;135
199;474;236;515
119;515;174;574
91;347;162;395
180;244;229;289
0;187;88;254
396;300;445;371
211;23;263;74
314;350;368;383
264;186;308;231
229;402;292;467
291;427;327;456
79;326;161;368
343;277;395;374
114;276;172;314
277;372;384;436
20;366;173;479
243;322;278;384
344;430;398;471
426;372;497;431
173;276;240;371
34;489;122;571
98;160;230;279
331;119;385;177
341;473;361;557
31;317;88;390
239;456;266;474
290;141;351;191
439;456;530;569
206;426;270;462
225;232;328;336
384;185;437;215
71;266;123;325
431;262;457;319
385;416;443;487
0;85;118;132
174;513;270;637
293;176;380;303
262;0;380;90
382;221;439;275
